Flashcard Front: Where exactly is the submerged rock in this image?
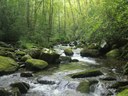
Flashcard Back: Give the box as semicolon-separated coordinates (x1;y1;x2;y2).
10;82;30;94
0;56;19;75
69;69;103;78
25;59;48;70
64;48;74;56
20;72;33;77
80;48;100;57
106;49;120;58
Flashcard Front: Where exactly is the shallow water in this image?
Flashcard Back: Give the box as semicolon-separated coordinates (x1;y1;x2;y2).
0;44;126;96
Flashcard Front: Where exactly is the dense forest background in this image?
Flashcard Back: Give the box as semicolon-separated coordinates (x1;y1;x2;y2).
0;0;128;47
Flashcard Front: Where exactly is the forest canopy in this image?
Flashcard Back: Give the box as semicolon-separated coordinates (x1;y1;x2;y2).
0;0;128;47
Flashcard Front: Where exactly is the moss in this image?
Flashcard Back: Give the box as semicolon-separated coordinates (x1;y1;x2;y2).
64;48;74;56
117;89;128;96
15;51;26;56
21;54;32;62
0;56;19;75
106;49;120;58
26;59;48;70
69;69;103;78
77;80;90;93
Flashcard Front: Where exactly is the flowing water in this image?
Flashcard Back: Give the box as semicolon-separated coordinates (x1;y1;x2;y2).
0;44;126;96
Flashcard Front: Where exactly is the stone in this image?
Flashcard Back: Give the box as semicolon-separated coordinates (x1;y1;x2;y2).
10;82;30;94
25;59;48;70
0;56;19;75
80;48;100;57
69;69;103;78
21;54;32;62
64;48;74;56
20;72;33;77
59;56;71;64
106;49;120;58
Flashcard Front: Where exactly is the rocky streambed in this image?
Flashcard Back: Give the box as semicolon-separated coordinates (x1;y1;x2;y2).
0;42;128;96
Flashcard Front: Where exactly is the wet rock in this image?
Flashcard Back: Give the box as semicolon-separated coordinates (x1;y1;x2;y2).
0;56;19;75
59;56;71;64
64;48;74;56
0;88;11;96
28;48;41;59
21;54;32;62
37;79;56;85
25;59;48;70
10;82;30;94
40;48;60;64
20;72;33;77
100;76;116;81
77;80;91;93
80;48;100;57
117;89;128;96
71;59;79;62
69;69;103;78
106;49;120;58
110;81;128;89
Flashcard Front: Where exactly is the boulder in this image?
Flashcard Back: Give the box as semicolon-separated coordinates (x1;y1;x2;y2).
106;49;120;58
69;69;103;78
0;56;19;75
20;72;33;77
77;80;90;93
28;48;41;59
77;80;98;93
64;48;74;56
10;82;30;94
71;59;79;62
59;56;71;64
117;89;128;96
25;59;48;70
39;48;60;64
0;42;11;48
21;54;32;62
80;48;100;57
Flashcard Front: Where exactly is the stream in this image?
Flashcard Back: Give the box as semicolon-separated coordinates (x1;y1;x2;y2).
0;44;126;96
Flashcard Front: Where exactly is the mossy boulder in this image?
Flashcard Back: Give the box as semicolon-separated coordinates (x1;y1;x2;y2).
59;56;71;64
21;54;32;62
88;43;99;49
106;49;120;58
77;80;98;93
69;69;103;78
0;42;11;48
15;50;26;56
28;48;41;59
0;56;19;75
64;48;74;56
117;89;128;96
39;48;60;64
25;59;48;70
10;82;30;94
77;80;90;93
80;48;100;57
